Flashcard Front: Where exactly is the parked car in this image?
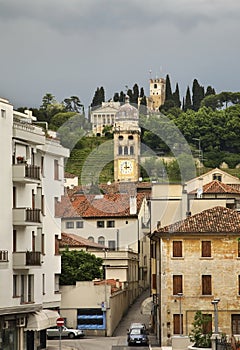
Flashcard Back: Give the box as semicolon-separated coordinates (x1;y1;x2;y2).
128;323;147;332
127;327;149;346
47;326;85;339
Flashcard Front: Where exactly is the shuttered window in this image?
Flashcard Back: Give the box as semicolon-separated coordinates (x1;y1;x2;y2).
202;241;211;257
173;275;183;295
173;241;182;257
202;275;212;295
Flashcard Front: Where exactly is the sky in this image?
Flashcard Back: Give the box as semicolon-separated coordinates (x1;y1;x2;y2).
0;0;240;110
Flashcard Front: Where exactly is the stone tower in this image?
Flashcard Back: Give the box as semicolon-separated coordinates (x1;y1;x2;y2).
147;77;166;111
114;96;141;182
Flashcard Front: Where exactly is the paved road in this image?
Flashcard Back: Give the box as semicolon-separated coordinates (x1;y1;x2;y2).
47;288;159;349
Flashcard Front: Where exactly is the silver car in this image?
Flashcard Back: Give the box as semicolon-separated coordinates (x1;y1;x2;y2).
47;326;85;339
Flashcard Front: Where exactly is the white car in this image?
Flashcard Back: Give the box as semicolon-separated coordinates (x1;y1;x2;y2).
47;326;85;339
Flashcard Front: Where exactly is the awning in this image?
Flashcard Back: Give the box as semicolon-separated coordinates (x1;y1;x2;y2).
141;297;153;315
24;309;60;331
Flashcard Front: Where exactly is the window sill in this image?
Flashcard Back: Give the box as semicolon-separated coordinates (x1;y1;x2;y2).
199;257;213;260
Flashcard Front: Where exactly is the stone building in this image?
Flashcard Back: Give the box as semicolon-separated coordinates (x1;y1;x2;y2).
150;206;240;346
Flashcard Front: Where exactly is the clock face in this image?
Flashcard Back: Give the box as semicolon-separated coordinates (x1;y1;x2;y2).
119;160;134;175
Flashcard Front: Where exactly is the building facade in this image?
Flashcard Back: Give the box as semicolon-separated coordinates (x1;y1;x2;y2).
0;98;69;350
150;206;240;346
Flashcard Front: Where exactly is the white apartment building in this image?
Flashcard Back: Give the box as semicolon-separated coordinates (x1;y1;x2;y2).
0;97;69;350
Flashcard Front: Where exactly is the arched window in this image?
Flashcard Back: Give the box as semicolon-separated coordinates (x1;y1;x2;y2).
124;146;128;155
98;236;105;246
128;135;133;140
130;146;134;155
118;135;123;140
118;146;122;155
88;236;94;242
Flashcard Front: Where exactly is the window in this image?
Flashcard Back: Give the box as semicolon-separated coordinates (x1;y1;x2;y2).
55;235;60;255
108;240;116;250
13;230;17;253
118;146;122;155
1;109;6;118
238;240;240;258
107;220;115;228
41;195;45;215
202;275;212;295
202;314;212;334
202;241;211;257
213;173;222;181
173;314;183;335
97;221;104;228
173;275;183;295
173;241;182;257
66;221;74;229
41;233;45;255
232;315;240;334
98;236;105;246
124;146;128;155
55;274;60;293
88;236;94;242
128;135;133;140
76;221;84;228
42;274;45;295
130;146;134;155
13;275;18;297
118;135;123;140
41;156;44;176
54;159;59;180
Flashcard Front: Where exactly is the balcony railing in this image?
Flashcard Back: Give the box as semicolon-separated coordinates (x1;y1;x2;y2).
13;208;41;226
0;250;8;262
12;164;41;183
26;251;41;265
26;208;41;222
13;251;41;269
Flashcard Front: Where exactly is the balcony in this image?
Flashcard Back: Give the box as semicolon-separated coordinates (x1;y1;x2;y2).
13;120;45;145
12;164;41;184
13;208;41;226
13;251;42;269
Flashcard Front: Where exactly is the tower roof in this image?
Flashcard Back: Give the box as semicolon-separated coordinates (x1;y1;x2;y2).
115;95;139;122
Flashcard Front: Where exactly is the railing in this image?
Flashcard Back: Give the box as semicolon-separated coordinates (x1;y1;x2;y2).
26;251;41;266
215;337;232;350
0;250;8;262
26;209;41;223
25;165;40;180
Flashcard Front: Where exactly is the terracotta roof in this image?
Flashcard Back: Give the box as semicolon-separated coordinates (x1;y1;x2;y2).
64;172;77;178
155;206;240;233
94;278;122;293
56;192;147;218
190;180;240;195
60;232;106;249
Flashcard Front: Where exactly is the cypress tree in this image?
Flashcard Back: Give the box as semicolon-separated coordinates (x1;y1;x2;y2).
132;83;139;105
119;91;125;103
192;79;204;111
113;92;119;102
184;86;192;111
205;86;216;97
165;74;173;101
140;87;145;98
172;83;181;108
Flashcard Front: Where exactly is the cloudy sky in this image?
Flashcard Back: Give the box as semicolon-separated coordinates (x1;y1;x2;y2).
0;0;239;109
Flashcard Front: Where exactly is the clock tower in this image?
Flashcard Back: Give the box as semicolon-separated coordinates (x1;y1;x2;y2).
114;95;141;182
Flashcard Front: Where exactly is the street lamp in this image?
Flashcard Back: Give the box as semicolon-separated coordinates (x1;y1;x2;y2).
211;298;220;334
177;293;183;336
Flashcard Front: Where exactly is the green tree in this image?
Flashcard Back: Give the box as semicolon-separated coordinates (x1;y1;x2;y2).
63;96;84;113
172;83;181;108
60;249;103;285
189;311;212;348
132;83;139;105
165;74;173;101
184;86;192;111
192;79;204;111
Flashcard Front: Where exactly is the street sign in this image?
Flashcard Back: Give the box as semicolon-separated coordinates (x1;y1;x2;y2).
56;317;64;327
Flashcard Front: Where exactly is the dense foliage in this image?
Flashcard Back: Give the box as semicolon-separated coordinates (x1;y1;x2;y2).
60;249;103;285
189;311;212;348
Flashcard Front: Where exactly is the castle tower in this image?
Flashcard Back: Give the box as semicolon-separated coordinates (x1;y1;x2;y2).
147;77;166;111
114;96;141;182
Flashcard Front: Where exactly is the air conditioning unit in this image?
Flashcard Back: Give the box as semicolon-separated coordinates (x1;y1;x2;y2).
17;317;26;327
3;321;8;329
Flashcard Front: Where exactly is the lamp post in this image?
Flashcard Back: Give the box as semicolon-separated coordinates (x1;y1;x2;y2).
177;293;183;336
211;298;220;334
